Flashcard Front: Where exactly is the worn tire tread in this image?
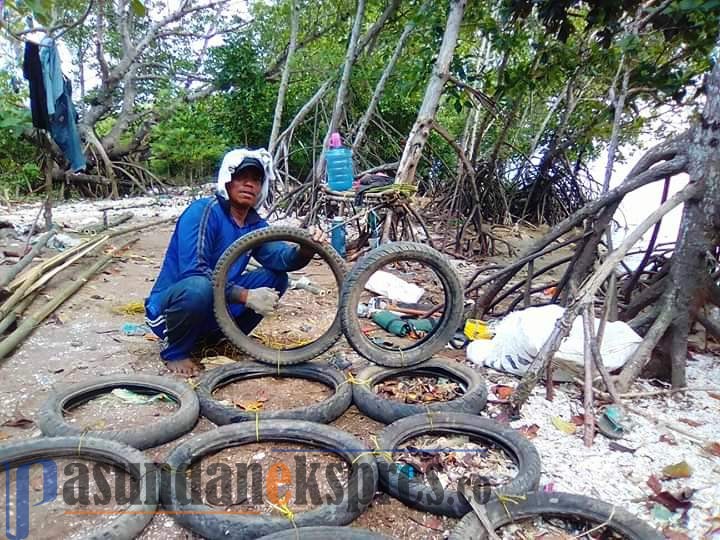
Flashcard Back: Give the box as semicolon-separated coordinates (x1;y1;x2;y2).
161;420;378;539
37;374;199;450
376;412;541;517
352;359;488;424
213;227;346;365
340;242;463;367
196;361;352;425
449;491;663;539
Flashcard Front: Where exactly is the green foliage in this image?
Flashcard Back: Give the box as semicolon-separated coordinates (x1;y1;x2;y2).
0;71;41;195
207;36;278;148
149;100;230;180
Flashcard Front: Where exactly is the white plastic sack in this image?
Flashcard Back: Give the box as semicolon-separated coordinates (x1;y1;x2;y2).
365;270;425;304
467;305;642;377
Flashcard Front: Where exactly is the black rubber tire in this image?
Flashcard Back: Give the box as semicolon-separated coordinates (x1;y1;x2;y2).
449;491;664;540
340;242;464;367
37;375;199;450
213;226;346;365
352;359;488;424
161;420;379;539
0;436;158;540
256;526;391;539
376;412;541;517
196;361;352;424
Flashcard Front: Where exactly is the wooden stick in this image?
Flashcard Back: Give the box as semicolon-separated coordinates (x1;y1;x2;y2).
402;202;435;248
22;203;44;256
381;208;394;244
582;305;596;447
79;211;133;234
0;229;56;288
545;361;555;401
459;484;501;540
0;238;138;361
523;260;533;308
587;322;623;405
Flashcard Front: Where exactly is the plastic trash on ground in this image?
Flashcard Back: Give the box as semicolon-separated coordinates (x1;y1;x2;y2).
110;388;171;405
464;318;495;340
121;322;150;336
365;270;424;304
466;305;642;378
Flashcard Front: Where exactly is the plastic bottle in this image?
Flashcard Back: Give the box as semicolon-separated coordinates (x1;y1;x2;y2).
325;132;354;191
330;216;346;258
368;210;380;249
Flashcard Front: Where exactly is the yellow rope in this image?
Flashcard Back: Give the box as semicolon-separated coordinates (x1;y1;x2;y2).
352;435;392;464
242;401;264;441
425;405;435;430
77;429;90;455
267;501;297;530
495;492;526;519
339;372;372;388
112;301;145;315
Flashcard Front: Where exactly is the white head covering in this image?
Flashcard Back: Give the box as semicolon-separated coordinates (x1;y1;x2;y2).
217;148;275;209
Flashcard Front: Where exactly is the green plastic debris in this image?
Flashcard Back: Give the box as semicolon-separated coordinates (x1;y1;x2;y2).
371;310;436;337
110;388;171;405
651;504;673;522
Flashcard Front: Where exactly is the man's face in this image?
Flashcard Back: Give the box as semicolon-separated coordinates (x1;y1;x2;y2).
226;167;263;208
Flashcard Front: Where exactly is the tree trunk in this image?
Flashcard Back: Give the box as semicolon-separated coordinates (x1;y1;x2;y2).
275;0;400;162
353;0;428;151
661;60;720;387
269;0;300;154
314;0;366;181
395;0;467;185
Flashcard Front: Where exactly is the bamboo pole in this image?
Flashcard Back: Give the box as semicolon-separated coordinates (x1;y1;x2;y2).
0;238;138;361
0;293;37;336
24;236;110;296
0;229;56;288
7;235;101;291
6;216;175;293
0;236;109;320
107;216;176;239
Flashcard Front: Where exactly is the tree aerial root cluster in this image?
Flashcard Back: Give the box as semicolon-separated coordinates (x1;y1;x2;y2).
411;93;718;442
474;65;720;437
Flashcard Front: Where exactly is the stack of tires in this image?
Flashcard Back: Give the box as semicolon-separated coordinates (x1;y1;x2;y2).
0;228;664;539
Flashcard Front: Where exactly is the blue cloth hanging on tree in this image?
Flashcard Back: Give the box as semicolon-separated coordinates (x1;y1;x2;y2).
39;37;86;172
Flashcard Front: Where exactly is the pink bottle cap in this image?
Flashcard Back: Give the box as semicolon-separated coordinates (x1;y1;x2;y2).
329;132;342;148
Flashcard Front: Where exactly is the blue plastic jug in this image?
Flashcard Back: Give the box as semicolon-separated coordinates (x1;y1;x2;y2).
325;132;354;192
330;216;346;258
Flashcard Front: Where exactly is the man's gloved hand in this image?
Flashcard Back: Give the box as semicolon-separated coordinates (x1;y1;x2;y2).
245;287;279;316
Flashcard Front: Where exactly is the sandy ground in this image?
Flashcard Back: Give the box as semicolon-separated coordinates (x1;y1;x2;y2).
0;194;719;539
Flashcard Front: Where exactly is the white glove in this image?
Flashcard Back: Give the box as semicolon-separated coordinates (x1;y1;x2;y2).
245;287;279;316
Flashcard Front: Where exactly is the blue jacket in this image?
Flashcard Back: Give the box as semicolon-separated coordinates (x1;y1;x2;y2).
145;194;305;318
